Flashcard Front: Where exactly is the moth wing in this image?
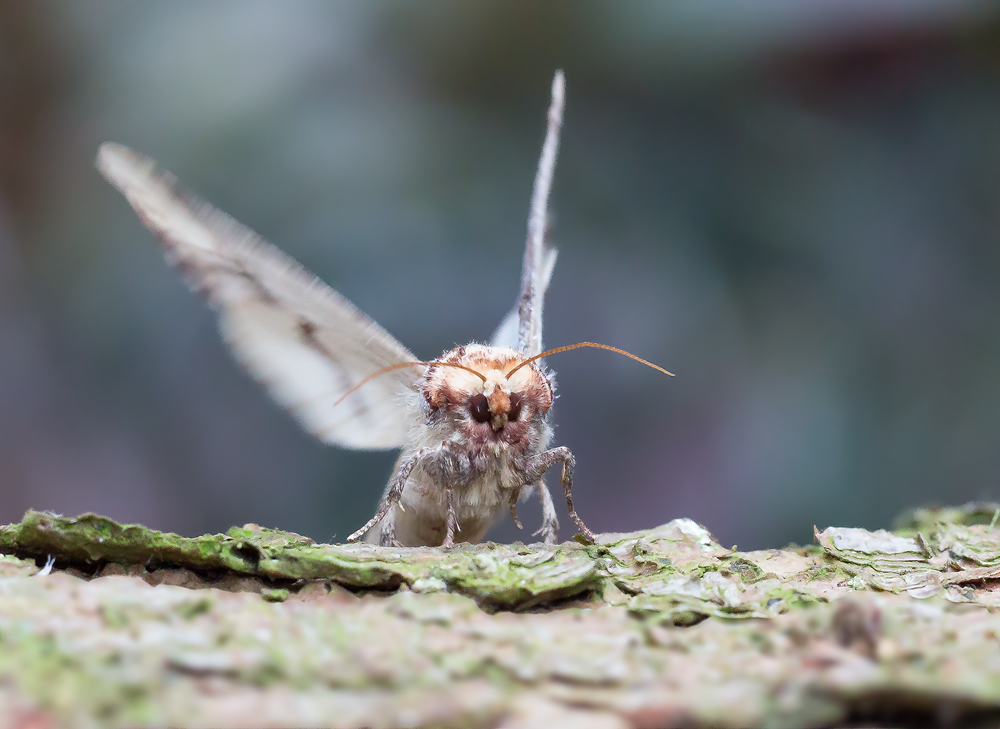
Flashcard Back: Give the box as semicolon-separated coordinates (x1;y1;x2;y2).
97;142;419;451
515;71;564;357
491;246;556;351
490;309;519;350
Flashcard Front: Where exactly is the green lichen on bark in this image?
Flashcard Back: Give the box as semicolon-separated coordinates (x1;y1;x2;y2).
0;510;601;609
1;505;999;728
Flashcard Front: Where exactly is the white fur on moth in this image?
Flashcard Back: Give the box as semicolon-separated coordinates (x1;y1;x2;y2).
96;71;672;547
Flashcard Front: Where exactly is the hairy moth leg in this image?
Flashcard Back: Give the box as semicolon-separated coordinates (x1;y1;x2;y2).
532;480;559;545
422;439;470;548
350;440;470;547
509;489;524;531
347;446;431;543
527;446;595;542
512;481;559;544
377;510;398;547
443;485;459;549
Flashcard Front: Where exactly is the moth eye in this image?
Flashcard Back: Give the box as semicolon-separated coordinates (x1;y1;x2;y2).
508;392;523;421
470;393;490;423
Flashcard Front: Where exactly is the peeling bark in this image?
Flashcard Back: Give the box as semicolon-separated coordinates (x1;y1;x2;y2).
0;504;999;728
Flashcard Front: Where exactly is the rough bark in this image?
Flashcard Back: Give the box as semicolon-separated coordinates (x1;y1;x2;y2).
0;504;999;728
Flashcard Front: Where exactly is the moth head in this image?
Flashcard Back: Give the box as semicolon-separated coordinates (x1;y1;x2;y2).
332;342;672;438
425;345;552;434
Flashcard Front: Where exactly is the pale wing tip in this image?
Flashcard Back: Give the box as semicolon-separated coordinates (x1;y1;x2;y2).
552;70;565;99
96;142;156;192
95;141;131;177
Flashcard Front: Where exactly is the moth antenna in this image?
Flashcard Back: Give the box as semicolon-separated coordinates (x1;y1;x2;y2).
505;342;675;380
332;361;486;409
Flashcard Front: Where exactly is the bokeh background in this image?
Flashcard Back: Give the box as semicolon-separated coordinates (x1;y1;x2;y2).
1;1;999;549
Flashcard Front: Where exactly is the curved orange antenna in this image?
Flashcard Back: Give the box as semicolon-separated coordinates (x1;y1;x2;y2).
505;342;674;380
332;360;487;409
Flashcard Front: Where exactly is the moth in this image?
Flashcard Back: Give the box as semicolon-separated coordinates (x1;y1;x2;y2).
96;71;671;548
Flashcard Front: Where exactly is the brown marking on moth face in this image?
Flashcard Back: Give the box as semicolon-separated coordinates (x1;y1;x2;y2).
420;344;554;433
501;417;530;445
459;400;540;452
506;366;554;420
423;380;470;412
487;389;510;431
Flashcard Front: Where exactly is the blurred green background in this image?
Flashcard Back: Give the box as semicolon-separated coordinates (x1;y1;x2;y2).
1;1;998;549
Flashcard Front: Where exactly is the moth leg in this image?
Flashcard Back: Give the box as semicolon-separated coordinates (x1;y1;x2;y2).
378;511;400;548
509;489;524;531
442;485;458;549
531;480;559;545
527;446;595;543
559;453;596;543
347;446;431;543
420;440;473;549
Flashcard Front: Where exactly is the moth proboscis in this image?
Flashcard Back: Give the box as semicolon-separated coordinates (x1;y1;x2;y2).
96;70;673;548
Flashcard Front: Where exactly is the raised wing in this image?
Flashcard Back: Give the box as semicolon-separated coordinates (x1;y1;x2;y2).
97;143;419;450
490;246;556;350
510;70;565;357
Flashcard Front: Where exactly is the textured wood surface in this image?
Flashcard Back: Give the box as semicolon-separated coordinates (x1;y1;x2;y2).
0;505;998;728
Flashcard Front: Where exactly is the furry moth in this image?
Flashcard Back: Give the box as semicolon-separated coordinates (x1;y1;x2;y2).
96;71;672;548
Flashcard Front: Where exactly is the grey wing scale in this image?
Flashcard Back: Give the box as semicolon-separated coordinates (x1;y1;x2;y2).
499;70;565;357
97;143;420;451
